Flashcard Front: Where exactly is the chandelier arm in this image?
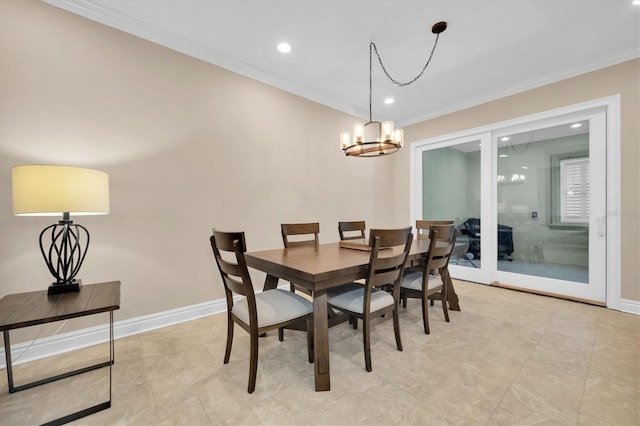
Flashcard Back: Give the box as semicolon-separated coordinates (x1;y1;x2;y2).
371;32;441;87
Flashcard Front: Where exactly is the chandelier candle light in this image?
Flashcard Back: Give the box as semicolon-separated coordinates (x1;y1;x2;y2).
340;21;447;157
12;165;110;295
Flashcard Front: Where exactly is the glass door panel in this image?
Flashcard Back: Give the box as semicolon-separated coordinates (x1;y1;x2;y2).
421;139;481;270
494;112;606;303
496;122;590;282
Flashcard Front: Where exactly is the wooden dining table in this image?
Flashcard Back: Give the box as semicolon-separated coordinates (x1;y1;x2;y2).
244;239;460;391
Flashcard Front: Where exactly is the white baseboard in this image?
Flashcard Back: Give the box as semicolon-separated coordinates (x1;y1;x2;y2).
616;298;640;315
0;298;228;369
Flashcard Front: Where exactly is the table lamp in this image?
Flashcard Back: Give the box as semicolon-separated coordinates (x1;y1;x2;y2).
12;165;110;295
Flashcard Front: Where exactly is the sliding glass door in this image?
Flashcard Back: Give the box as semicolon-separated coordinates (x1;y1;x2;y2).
411;106;609;304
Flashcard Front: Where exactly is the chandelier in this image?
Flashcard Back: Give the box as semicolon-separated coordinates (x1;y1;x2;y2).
340;21;448;157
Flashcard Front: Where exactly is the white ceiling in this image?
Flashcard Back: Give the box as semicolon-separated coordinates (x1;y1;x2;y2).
47;0;639;128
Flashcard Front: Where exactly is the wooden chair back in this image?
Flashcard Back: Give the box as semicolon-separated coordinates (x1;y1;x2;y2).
416;220;454;240
210;230;256;315
366;227;413;291
281;222;320;248
424;225;458;273
338;220;366;241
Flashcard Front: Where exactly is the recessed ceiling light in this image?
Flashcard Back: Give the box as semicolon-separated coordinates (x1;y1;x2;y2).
277;42;291;53
384;98;394;104
500;137;510;141
570;123;582;128
633;0;640;6
521;166;529;170
499;154;508;158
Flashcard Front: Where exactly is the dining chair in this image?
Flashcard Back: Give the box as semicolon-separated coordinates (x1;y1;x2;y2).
281;222;320;294
405;220;455;273
338;221;368;314
338;220;366;241
210;230;313;393
327;227;413;372
400;224;458;334
417;219;476;267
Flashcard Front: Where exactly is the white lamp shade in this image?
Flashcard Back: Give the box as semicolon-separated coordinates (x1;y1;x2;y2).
12;165;110;216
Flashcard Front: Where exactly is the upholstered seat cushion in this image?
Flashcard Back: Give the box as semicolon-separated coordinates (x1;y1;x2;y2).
233;289;312;328
327;283;394;314
401;272;443;291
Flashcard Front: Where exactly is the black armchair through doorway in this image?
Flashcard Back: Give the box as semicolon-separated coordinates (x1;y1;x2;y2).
457;218;514;261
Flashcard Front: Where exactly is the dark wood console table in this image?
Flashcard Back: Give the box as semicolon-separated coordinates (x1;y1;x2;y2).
0;281;121;425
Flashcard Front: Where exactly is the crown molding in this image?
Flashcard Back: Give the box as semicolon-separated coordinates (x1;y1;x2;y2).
44;0;638;128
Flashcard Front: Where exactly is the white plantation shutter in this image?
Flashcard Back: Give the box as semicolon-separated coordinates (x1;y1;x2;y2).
560;157;589;223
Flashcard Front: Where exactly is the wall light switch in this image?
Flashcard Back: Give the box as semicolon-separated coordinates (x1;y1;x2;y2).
531;211;538;219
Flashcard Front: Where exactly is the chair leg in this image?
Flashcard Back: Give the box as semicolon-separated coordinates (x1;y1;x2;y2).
363;317;372;372
421;295;430;334
306;318;314;363
224;314;234;364
438;267;451;322
393;307;403;352
248;330;259;394
289;282;296;293
441;288;450;323
351;316;358;329
278;327;284;341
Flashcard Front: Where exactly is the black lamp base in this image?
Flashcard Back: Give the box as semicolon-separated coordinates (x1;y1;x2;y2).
48;279;82;296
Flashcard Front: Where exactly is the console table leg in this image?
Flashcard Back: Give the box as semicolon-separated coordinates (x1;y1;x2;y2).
4;330;14;392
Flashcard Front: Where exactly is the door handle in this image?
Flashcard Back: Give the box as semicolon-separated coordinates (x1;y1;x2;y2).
597;216;606;237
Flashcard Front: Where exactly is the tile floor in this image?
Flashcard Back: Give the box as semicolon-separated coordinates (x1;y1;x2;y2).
1;280;638;425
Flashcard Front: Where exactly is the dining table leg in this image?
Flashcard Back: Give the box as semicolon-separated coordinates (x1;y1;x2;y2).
313;289;330;391
442;268;461;311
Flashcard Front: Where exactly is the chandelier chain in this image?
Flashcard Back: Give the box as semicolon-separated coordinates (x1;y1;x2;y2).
370;32;442;88
341;21;446;157
369;42;373;122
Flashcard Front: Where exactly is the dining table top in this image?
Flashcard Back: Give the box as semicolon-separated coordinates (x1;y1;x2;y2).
245;239;433;291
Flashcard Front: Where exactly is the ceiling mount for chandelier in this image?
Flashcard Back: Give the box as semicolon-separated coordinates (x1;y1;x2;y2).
340;21;448;157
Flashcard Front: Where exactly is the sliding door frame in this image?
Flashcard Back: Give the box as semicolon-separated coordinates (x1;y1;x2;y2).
409;95;621;310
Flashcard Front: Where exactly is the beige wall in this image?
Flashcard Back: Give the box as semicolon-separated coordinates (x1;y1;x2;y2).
395;58;640;302
0;0;637;347
0;0;397;339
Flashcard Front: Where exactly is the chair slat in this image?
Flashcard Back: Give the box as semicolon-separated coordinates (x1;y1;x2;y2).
416;220;454;240
281;222;320;248
338;221;366;241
